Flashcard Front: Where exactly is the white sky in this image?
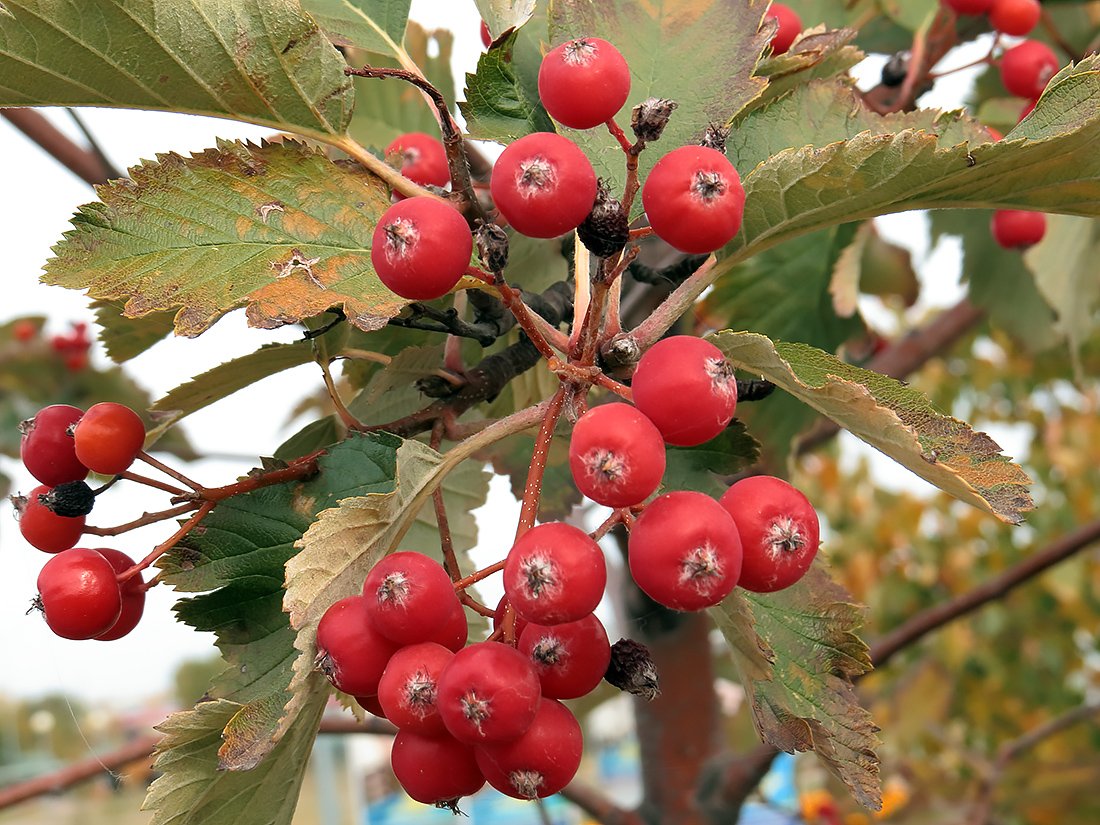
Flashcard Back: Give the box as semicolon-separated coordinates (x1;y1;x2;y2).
0;3;991;707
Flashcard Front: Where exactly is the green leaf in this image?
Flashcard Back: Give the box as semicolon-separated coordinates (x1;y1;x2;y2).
750;27;864;115
148;340;318;441
44;139;406;338
345;21;456;150
661;421;761;497
548;0;771;205
274;415;347;461
710;332;1034;524
460;29;555;143
92;302;178;363
703;222;866;351
346;343;446;425
144;687;327;825
299;0;411;52
712;565;881;810
0;0;353;139
1024;213;1100;378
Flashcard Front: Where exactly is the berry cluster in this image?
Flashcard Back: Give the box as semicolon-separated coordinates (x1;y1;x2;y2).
14;402;150;640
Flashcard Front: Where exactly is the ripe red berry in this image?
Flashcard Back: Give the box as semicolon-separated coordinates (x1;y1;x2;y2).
989;0;1040;34
475;698;583;799
391;729;485;806
371;197;473;301
632;335;738;446
628;491;743;610
72;402;146;475
568;403;666;508
378;642;454;735
13;319;37;342
1000;40;1060;100
316;595;400;696
766;3;802;55
538;38;631;130
19;404;87;487
17;484;86;553
503;522;607;625
642;145;745;254
36;547;122;640
718;475;820;593
93;548;146;641
355;693;387;718
490;132;598;239
363;551;460;645
437;641;542;744
426;598;469;652
518;613;611;700
941;0;995;13
990;209;1047;250
386;132;450;191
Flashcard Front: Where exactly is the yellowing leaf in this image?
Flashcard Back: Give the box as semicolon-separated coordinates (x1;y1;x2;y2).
711;332;1033;524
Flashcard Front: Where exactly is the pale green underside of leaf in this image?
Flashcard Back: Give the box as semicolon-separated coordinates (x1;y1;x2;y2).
281;438;484;742
0;0;353;138
299;0;410;53
44;139;406;337
711;565;881;810
474;0;536;41
749;27;864;116
548;0;771;205
144;686;327;825
723;57;1100;264
710;332;1034;524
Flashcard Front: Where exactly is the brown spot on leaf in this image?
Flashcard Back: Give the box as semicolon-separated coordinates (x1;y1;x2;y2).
270;248;324;288
255;201;285;223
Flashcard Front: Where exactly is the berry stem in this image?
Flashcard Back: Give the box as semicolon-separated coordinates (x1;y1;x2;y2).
459;592;496;617
117;470;188;496
84;502;203;537
136;451;203;491
116;500;216;583
515;385;568;541
605;117;633;153
318;356;362;431
452;558;506;591
622;254;718;354
190;451;324;504
485;268;564;361
430;420;462;582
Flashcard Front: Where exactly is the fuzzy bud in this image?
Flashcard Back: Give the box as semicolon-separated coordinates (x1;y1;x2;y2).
700;123;730;154
605;638;661;700
476;221;510;273
631;98;678;143
577;181;629;259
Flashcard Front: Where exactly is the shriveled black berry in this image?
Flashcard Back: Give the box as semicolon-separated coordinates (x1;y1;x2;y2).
605;638;661;700
631;98;678;143
881;52;908;88
577;181;629;259
476;221;510;273
39;480;95;518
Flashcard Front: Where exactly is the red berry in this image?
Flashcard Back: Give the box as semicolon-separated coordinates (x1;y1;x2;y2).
426;598;469;652
371;197;473;301
363;551;460;645
20;404;88;487
1000;40;1060;100
989;0;1040;34
518;613;611;700
386;132;450;190
378;642;454;735
990;209;1046;250
941;0;995;13
632;335;738;446
72;402;146;475
568;403;666;508
437;641;542;744
718;475;820;593
503;522;607;625
13;319;37;342
93;548;146;641
475;698;583;799
490;132;598;239
316;596;400;696
538;38;631;130
766;3;802;55
642;145;745;254
628;491;743;610
17;484;85;553
355;694;387;717
36;547;122;640
480;20;492;49
391;729;485;805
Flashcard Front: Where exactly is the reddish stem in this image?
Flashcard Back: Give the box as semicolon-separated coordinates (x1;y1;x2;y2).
606;117;633;153
83;502;202;537
515;385;568;540
137;451;203;491
188;451;323;504
117;470;188;496
116;500;215;583
452;558;506;590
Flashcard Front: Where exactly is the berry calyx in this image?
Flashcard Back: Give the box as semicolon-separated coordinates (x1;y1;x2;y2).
568;403;666;508
628;491;743;611
641;144;745;254
718;475;820;593
1000;40;1060;100
385;132;450;191
371;197;473;301
436;641;542;744
503;522;607;625
378;642;454;735
72;402;146;476
490;132;598;239
990;209;1047;250
631;335;738;446
363;551;460;645
537;37;631;130
19;404;87;486
766;3;802;55
36;547;122;640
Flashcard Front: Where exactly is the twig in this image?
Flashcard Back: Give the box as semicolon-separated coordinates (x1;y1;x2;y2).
560;779;644;825
2;108;115;186
83;502;202;537
430;421;461;582
515;385;568;539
